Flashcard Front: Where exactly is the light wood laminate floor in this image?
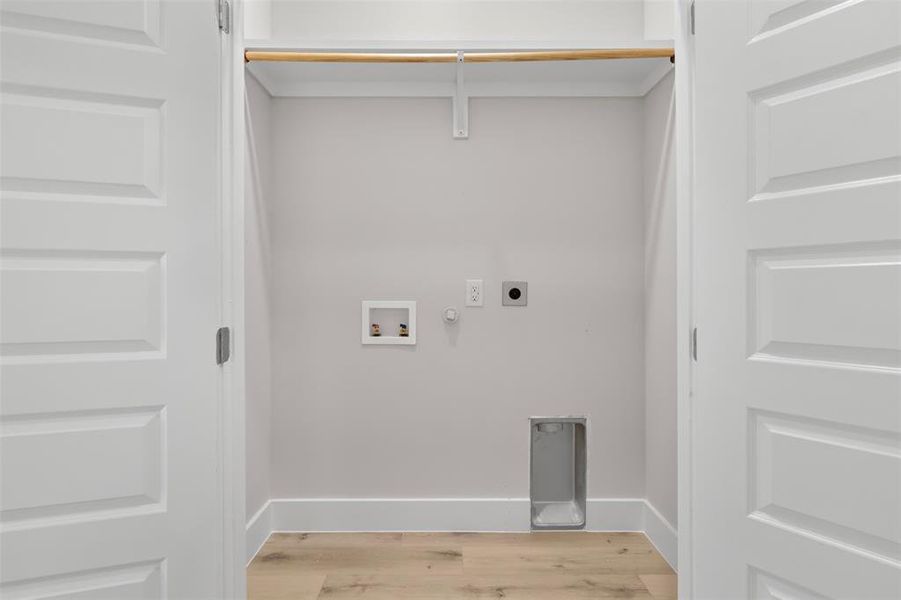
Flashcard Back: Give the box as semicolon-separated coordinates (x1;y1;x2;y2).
248;532;676;599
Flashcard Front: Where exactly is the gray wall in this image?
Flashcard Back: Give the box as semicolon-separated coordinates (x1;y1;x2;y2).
267;97;648;500
244;73;273;520
643;71;677;527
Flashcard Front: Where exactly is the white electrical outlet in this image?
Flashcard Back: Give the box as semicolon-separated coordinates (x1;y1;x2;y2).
466;279;483;306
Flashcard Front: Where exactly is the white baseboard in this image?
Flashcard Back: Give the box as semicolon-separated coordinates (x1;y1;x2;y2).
642;500;677;570
585;498;645;531
245;497;677;570
245;500;272;566
271;498;533;532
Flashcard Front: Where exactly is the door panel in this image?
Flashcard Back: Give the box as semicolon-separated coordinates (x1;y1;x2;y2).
750;58;900;200
0;1;222;597
0;0;162;48
749;243;901;368
749;410;900;556
1;250;164;356
693;0;901;598
1;560;164;600
2;406;164;525
1;85;164;202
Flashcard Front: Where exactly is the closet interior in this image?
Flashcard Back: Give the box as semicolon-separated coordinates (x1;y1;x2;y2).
242;37;679;567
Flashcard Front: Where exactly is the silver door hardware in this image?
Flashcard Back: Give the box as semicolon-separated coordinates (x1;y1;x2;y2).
691;326;698;362
217;327;231;365
218;0;230;33
690;0;696;35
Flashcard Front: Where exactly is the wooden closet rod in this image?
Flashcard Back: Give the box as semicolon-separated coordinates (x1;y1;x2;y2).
244;48;675;64
467;48;674;62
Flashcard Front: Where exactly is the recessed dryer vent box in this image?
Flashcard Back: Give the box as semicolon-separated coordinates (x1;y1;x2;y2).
502;281;527;306
530;417;587;530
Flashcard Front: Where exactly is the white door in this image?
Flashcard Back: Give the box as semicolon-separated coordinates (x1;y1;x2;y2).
0;1;224;598
692;0;901;598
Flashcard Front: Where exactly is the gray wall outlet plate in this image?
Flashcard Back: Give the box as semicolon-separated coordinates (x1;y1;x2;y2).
502;281;528;306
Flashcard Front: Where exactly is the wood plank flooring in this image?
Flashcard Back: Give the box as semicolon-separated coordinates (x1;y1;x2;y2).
248;532;676;599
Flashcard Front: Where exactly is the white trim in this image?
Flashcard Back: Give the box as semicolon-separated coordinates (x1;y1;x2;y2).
245;501;273;566
244;39;677;52
245;498;678;567
643;501;678;570
268;498;650;533
675;0;696;595
585;498;645;531
271;498;532;532
222;0;248;597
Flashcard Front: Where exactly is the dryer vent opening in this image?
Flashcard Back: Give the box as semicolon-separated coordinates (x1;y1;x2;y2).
530;417;587;530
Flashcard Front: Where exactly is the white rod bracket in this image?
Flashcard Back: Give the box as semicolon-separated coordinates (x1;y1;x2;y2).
453;51;469;139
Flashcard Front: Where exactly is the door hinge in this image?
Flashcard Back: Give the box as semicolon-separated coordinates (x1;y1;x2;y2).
216;326;231;365
691;326;698;362
218;0;230;33
689;0;696;35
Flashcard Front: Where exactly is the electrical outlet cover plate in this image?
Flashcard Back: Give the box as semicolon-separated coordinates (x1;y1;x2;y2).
466;279;483;307
502;281;528;306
